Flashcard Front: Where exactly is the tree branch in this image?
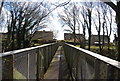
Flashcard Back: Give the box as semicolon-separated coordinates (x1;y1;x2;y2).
100;0;117;12
0;0;4;14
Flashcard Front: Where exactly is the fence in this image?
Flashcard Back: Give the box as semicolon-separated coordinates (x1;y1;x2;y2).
1;43;58;80
63;43;120;80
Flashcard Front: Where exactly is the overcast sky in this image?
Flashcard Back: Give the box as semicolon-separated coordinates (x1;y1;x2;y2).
1;0;117;41
43;0;117;41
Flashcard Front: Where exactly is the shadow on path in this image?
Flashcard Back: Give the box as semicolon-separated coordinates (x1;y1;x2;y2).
42;46;71;81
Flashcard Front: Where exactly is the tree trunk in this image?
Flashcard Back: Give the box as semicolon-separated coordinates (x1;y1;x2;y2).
16;31;21;49
73;32;76;46
73;10;76;46
117;2;120;61
11;27;15;51
98;31;102;54
11;13;15;50
107;37;110;50
0;0;4;14
83;26;86;49
88;11;91;51
88;31;91;50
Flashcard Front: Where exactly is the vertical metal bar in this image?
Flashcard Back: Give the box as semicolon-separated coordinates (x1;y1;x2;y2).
40;48;44;79
48;46;50;67
36;48;40;80
46;47;48;69
43;47;47;72
27;52;29;80
50;45;52;62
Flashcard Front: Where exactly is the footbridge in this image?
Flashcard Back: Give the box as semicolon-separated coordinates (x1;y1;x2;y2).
1;42;120;80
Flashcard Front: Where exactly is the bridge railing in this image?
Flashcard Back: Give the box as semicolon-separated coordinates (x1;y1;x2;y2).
63;43;120;80
1;43;59;80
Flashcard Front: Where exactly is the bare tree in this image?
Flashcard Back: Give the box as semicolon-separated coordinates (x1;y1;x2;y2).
78;5;87;48
100;0;120;61
93;3;103;54
5;2;48;50
104;6;113;50
3;1;70;51
93;3;107;54
83;2;94;50
59;3;80;46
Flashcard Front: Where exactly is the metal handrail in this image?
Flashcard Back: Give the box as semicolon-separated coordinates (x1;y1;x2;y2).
1;42;59;80
1;43;56;57
63;43;120;79
66;43;120;69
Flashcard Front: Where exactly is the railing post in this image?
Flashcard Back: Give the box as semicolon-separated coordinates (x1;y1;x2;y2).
27;52;29;79
76;51;82;80
48;45;52;64
50;45;52;62
43;47;47;73
40;48;45;79
2;55;13;79
36;48;40;80
48;46;50;67
37;48;45;80
46;46;49;70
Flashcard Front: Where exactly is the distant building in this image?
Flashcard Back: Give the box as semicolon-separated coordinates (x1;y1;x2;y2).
32;30;53;40
90;35;109;45
0;33;7;39
64;33;85;42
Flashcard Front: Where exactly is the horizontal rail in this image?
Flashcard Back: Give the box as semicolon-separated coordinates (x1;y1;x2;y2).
1;43;56;56
1;43;59;80
63;43;120;79
66;43;120;69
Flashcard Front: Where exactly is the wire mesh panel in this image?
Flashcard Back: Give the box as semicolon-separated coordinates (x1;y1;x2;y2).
0;34;2;81
48;45;51;65
71;48;79;80
63;43;120;80
2;43;58;80
43;46;47;72
2;55;13;79
107;65;119;79
38;48;44;79
84;54;95;79
76;51;83;80
99;61;109;79
13;52;28;79
28;49;37;79
46;46;49;70
0;56;2;80
95;59;119;79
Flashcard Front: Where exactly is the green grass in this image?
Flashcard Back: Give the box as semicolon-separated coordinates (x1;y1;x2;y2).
85;45;116;50
76;45;80;47
76;45;116;50
13;69;26;79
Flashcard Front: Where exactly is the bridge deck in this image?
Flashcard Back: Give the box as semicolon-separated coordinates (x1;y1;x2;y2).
42;46;71;80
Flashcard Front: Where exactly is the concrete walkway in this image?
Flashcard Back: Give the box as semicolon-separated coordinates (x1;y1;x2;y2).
42;46;71;81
